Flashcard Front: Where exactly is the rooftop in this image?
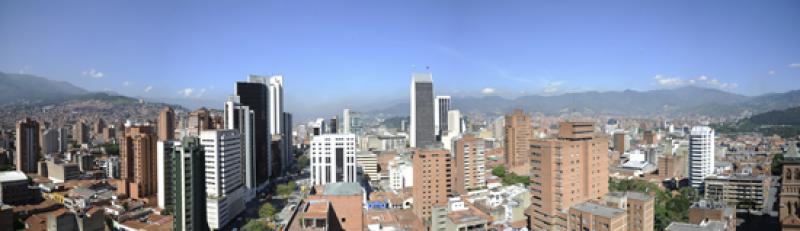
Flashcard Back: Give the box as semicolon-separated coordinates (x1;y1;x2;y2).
572;202;626;218
0;170;28;182
665;221;727;231
321;182;363;196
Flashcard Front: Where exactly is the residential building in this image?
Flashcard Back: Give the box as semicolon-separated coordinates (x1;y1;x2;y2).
689;126;715;189
186;108;213;136
705;174;769;212
410;73;435;148
604;191;654;231
388;156;413;191
172;137;209;231
119;123;157;200
356;151;379;182
688;200;736;231
157;140;177;210
568;202;627;231
41;128;60;155
310;134;357;185
200;130;246;230
453;134;487;194
412;148;453;223
16;117;40;173
504;109;532;174
431;197;490;231
73;120;90;145
528;121;609;231
158;107;176;141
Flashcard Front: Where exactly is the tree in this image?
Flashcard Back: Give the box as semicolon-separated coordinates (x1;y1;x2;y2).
259;203;277;221
243;219;272;231
276;183;293;199
492;165;506;177
297;155;310;170
773;153;784;176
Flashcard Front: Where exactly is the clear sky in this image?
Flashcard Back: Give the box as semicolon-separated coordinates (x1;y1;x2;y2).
1;0;799;115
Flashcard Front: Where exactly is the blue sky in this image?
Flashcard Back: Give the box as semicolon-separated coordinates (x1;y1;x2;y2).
1;0;799;115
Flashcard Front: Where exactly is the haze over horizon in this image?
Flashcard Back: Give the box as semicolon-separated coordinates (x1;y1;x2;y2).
2;0;800;114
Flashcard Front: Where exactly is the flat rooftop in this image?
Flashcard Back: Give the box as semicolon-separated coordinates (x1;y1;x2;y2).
0;171;28;182
572;202;626;218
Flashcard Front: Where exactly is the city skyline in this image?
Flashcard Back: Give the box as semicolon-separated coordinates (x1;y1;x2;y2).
2;1;800;114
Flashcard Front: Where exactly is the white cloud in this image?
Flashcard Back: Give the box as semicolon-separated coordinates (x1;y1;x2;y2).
144;86;153;93
82;68;105;79
653;75;685;87
178;88;194;97
123;81;131;86
543;81;564;94
481;87;496;95
196;88;207;97
789;63;800;68
768;70;776;75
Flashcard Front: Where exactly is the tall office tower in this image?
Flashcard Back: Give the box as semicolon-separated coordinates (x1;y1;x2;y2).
236;75;272;189
120;124;158;200
158;107;176;141
58;127;69;153
410;73;435;148
310;134;357;185
93;118;106;136
200;130;245;230
342;108;352;134
268;75;284;135
781;142;800;230
689;126;715;189
453;134;486;195
157;140;177;210
187;108;213;136
434;95;451;139
329;116;338;134
281;112;293;172
504;109;533;174
41;128;60;155
171;137;209;231
528;121;609;231
224;96;257;196
74;120;90;145
412;148;452;222
16;117;40;173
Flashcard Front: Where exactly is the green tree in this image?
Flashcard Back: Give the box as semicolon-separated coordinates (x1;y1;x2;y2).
492;165;506;177
243;219;272;231
772;153;784;176
259;203;277;221
297;155;310;170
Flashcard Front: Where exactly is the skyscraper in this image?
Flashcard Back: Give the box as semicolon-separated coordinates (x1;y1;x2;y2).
172;137;209;231
453;134;486;194
16;117;40;173
281;112;293;172
40;128;60;155
310;134;357;185
268;75;284;135
504;109;532;174
342;108;352;134
412;148;452;222
200;130;246;230
410;73;435;148
329;116;338;134
73;120;90;145
120;123;158;200
235;76;272;189
224;96;257;197
689;126;715;189
434;95;451;139
528;121;609;230
158;107;176;141
157;140;177;210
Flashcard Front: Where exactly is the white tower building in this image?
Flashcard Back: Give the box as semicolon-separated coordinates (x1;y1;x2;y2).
200;130;246;230
310;134;357;185
689;126;715;189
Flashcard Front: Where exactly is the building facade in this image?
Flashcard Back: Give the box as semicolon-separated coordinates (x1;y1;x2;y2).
410;73;435;148
453;134;487;194
412;148;453;223
172;137;209;231
119;124;157;200
689;126;715;189
200;130;246;230
310;134;357;185
16;117;40;173
434;95;451;139
158;107;176;141
504;109;532;174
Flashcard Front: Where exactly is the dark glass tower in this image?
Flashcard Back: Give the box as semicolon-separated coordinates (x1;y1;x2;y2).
235;79;271;188
411;73;436;148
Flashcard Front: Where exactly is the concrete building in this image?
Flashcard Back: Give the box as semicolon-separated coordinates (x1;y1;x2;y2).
156;140;177;210
0;171;35;205
329;117;338;134
388;156;413;191
16;117;40;173
172;137;209;231
604;191;655;231
688;200;736;231
441;109;463;151
434;95;451;139
41;128;60;155
613;131;629;154
689;126;715;189
73;120;90;145
186;108;213;137
224;95;257;198
356;151;379;182
119;123;157;200
704;174;769;212
46;161;80;183
106;156;119;179
568;202;627;231
236;76;273;188
200;130;246;230
431;197;490;231
412;148;452;223
343;108;352;134
453;134;487;194
310;134;357;185
642;130;657;145
781;141;800;230
528;121;609;230
410;73;435;148
158;107;176;141
504;109;532;174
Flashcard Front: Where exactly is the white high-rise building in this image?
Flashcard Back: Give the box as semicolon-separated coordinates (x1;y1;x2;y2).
434;96;451;138
342;108;352;134
200;130;246;230
410;73;435;148
268;75;284;135
224;96;257;200
441;109;462;150
156;140;177;210
689;126;715;189
388;156;413;191
310;134;357;185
